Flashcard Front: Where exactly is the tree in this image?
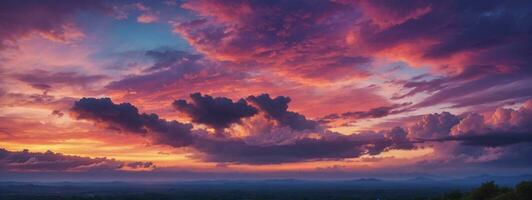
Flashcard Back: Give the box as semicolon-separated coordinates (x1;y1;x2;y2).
516;181;532;200
470;181;501;200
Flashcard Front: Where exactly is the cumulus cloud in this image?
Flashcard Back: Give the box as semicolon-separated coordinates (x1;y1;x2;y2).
70;94;532;165
247;94;318;131
408;112;460;139
72;97;195;147
193;126;415;164
0;148;153;172
71;95;415;164
173;93;258;129
412;100;532;168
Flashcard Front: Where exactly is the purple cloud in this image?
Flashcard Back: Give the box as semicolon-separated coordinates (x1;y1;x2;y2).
173;93;258;130
0;148;153;172
0;0;107;49
71;96;415;164
247;94;318;131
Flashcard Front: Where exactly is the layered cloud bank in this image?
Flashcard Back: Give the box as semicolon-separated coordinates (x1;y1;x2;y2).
0;148;153;172
71;95;413;164
71;94;532;167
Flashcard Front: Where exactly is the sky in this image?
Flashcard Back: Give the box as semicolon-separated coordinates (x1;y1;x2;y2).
1;0;532;181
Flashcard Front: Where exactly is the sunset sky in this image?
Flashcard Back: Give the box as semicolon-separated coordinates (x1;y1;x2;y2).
1;0;532;181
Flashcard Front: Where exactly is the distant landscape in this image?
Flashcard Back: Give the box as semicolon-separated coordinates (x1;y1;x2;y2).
1;175;531;200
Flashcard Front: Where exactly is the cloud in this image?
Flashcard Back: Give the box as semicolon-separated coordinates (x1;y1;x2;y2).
0;90;76;111
174;0;532;85
14;69;107;90
51;110;64;118
71;97;195;147
193;127;414;164
392;65;532;109
106;49;244;94
451;113;485;134
72;97;148;134
0;0;107;49
429;131;532;147
71;96;415;164
137;13;159;23
320;103;412;123
69;94;532;165
126;161;154;169
173;93;258;129
408;112;460;139
175;0;372;82
246;94;317;131
112;2;159;24
0;148;153;172
411;100;532;168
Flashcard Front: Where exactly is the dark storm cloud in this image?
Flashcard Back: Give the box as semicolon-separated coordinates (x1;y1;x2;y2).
173;93;258;129
247;94;318;131
72;96;416;164
0;148;152;171
0;0;107;49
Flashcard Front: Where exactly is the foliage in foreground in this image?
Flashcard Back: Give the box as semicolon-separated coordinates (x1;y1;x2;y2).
435;181;532;200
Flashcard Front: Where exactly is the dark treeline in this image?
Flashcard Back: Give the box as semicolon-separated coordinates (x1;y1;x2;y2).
434;181;531;200
0;181;530;200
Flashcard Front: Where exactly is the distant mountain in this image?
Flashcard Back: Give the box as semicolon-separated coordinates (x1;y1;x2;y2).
449;174;532;186
407;176;437;182
353;178;382;182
